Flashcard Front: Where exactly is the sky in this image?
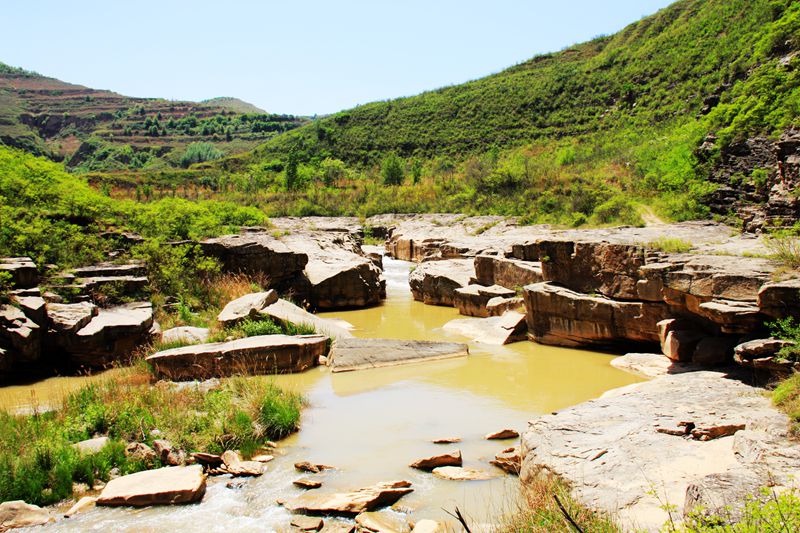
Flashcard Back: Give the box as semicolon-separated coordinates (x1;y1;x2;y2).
1;1;675;116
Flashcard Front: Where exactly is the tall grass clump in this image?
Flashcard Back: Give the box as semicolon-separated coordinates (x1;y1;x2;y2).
765;233;800;270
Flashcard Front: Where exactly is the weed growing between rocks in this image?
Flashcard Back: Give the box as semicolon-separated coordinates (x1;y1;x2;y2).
0;367;303;506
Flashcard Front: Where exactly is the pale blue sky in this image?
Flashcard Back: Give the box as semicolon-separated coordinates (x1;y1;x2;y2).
2;1;674;115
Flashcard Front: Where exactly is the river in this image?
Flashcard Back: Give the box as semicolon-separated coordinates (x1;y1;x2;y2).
12;256;641;532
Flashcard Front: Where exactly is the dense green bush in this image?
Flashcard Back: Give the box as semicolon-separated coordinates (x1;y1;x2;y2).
180;142;224;168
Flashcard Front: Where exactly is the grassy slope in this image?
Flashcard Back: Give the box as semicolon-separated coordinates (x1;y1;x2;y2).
191;0;798;223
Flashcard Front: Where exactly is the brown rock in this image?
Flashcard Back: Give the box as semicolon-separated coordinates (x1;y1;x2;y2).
432;437;461;444
283;480;413;516
146;334;328;380
64;496;97;518
355;511;410;533
0;500;52;530
473;255;543;289
153;440;185;466
758;279;800;318
220;450;265;477
490;447;521;475
125;442;157;463
431;466;497;481
191;452;223;467
200;233;308;285
442;312;527;345
291;515;324;531
294;478;323;489
0;257;38;288
409;450;462;470
409;259;474;306
453;284;516;318
217;291;279;327
485;428;519;440
295;461;335;473
96;465;206;507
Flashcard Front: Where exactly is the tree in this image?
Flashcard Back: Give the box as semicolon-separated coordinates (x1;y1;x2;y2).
285;151;301;191
410;158;423;185
321;158;346;187
381;153;404;186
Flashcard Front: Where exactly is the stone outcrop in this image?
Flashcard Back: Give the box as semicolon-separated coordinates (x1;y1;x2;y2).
409;259;474;306
409;450;462;470
146;334;328;380
734;338;800;377
97;465;207;507
161;326;210;345
453;284;516;318
520;371;800;531
200;232;308;285
0;303;41;364
355;511;410;533
0;257;38;288
473;255;542;290
329;338;468;373
490;447;521;475
283;480;413;516
261;299;354;341
442;312;527;345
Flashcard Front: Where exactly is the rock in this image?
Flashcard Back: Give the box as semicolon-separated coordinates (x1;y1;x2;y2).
125;442;157;463
409;259;474;306
54;302;155;367
485;296;524;316
12;294;46;327
431;466;496;481
97;465;207;507
524;282;669;348
692;336;739;366
0;500;52;530
355;511;410;533
330;338;468;373
409;450;462;470
292;515;325;531
220;450;264;477
519;371;800;531
442;312;527;345
757;278;800;319
453;284;516;318
432;437;461;444
71;262;145;278
490;447;521;475
280;232;385;309
153;440;186;466
46;302;97;334
200;233;308;285
411;520;443;533
294;478;323;489
191;452;223;467
66;275;149;303
473;255;543;290
64;496;97;518
146;334;328;380
734;338;794;360
295;461;334;474
161;326;210;345
261;299;354;341
610;353;703;378
683;470;766;525
733;338;800;377
0;257;38;288
251;454;274;463
73;436;110;454
659;320;705;363
217;291;279;327
320;523;356;533
0;303;41;363
486;429;519;440
697;300;764;334
283;480;413;516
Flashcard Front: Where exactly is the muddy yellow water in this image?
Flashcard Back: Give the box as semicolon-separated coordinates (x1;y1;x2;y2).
11;257;641;532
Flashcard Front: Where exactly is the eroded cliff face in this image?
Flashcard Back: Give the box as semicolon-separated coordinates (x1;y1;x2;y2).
702;127;800;232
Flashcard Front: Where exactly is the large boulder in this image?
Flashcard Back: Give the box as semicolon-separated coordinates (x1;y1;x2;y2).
442;312;527;345
0;500;52;530
473;255;543;290
758;278;800;318
329;338;468;373
523;282;669;348
0;303;41;363
52;302;155;367
409;260;474;306
0;257;38;288
200;232;308;285
261;299;354;341
453;284;516;317
147;334;328;380
520;371;800;531
96;465;207;507
217;290;279;327
283;480;413;516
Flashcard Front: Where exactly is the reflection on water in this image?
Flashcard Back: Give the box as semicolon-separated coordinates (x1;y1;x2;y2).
13;256;641;532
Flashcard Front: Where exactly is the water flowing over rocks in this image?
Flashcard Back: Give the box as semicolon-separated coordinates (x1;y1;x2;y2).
519;370;800;531
146;334;328;380
329;338;468;372
96;465;207;507
283;480;414;516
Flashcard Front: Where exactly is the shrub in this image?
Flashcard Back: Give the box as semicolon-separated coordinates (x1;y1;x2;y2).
180;142;224;168
381;153;405;186
765;233;800;269
646;238;694;253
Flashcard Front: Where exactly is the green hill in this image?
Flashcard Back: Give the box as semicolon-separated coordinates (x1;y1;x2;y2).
0;62;307;171
209;0;798;224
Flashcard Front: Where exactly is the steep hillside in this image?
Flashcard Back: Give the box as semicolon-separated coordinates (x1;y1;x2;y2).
0;62;307;171
205;0;798;226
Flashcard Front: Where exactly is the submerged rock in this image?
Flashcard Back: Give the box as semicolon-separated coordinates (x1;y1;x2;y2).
283;480;413;516
329;338;468;373
431;466;496;481
96;465;206;507
294;478;323;489
295;461;335;474
146;334;328;380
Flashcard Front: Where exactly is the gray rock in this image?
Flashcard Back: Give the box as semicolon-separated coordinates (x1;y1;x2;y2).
161;326;210;345
473;255;543;290
73;436;110;454
283;480;413;516
442;312;527;345
217;291;278;327
0;257;38;288
261;299;354;341
200;233;308;285
330;338;468;373
409;259;474;306
453;284;516;318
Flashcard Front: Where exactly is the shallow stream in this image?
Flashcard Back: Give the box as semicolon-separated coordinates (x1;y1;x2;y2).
9;256;641;531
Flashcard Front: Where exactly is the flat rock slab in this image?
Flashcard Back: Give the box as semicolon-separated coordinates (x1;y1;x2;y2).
611;353;705;378
330;338;468;373
283;480;413;516
431;466;497;481
0;500;52;530
146;334;328;380
217;290;278;327
520;371;800;531
161;326;210;345
262;299;354;341
97;465;206;507
355;510;411;533
442;312;527;345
